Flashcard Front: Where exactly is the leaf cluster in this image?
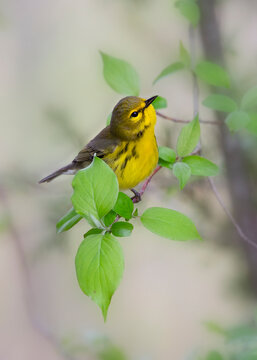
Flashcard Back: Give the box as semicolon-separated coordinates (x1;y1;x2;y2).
152;38;257;136
203;87;257;135
57;156;202;319
159;114;219;189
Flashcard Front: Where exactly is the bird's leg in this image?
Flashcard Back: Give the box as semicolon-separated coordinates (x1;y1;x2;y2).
130;188;141;203
130;167;162;203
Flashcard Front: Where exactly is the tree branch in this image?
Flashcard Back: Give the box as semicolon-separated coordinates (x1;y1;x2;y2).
138;165;162;199
188;21;257;248
156;111;220;125
199;0;257;291
189;25;199;116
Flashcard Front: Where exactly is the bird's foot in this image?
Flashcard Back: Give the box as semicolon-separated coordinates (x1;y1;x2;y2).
130;188;141;203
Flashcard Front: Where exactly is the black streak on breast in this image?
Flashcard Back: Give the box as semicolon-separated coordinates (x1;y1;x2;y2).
137;124;150;139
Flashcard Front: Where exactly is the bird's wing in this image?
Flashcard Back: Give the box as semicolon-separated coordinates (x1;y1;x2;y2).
73;125;120;165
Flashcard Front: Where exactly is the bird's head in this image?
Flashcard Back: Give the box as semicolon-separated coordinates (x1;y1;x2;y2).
110;96;158;140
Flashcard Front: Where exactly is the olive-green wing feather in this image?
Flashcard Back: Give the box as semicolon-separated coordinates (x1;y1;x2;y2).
73;125;120;165
39;125;120;183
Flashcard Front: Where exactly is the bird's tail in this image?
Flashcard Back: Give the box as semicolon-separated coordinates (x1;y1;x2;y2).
39;163;76;183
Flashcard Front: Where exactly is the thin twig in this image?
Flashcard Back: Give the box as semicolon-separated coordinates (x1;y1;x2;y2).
132;166;162;204
156;111;220;125
208;178;257;249
139;166;162;198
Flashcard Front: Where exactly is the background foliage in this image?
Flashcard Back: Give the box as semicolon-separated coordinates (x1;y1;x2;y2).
0;0;257;359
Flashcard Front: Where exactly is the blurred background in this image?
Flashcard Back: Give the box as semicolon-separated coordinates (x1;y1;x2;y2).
1;0;257;359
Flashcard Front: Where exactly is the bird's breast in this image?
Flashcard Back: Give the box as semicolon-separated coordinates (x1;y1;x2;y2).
104;129;158;189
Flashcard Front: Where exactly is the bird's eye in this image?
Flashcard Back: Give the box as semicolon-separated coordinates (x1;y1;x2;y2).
131;111;138;117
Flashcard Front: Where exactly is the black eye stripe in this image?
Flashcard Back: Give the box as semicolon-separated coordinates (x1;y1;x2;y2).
131;111;138;117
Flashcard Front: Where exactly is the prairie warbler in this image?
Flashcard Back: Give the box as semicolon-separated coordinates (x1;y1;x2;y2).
39;96;159;191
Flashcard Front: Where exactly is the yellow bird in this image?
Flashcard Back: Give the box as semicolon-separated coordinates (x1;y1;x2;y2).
39;96;159;195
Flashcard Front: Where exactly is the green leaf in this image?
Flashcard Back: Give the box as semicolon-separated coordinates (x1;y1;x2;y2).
179;41;191;67
195;61;230;88
153;62;185;84
56;207;82;233
246;112;257;135
100;52;140;96
106;113;112;126
152;96;168;110
241;86;257;110
158;146;177;169
205;351;224;360
113;192;134;220
103;210;117;227
72;156;119;227
158;146;176;163
173;162;191;189
158;159;173;169
141;207;202;241
182;155;219;176
175;0;200;27
75;233;124;320
225;110;250;132
176;114;200;157
111;222;133;237
202;94;237;113
84;228;103;238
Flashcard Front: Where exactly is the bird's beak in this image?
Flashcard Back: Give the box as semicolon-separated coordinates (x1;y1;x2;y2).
145;95;158;108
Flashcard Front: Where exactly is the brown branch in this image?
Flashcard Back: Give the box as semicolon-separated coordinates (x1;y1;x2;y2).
199;0;257;291
131;166;162;204
139;166;162;198
187;23;257;248
156;111;220;125
189;25;199;116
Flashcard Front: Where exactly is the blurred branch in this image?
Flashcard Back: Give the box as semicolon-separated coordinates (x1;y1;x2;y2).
198;0;257;284
0;184;72;359
207;178;257;249
156;111;220;125
189;25;199;116
187;23;257;249
0;186;30;289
